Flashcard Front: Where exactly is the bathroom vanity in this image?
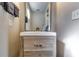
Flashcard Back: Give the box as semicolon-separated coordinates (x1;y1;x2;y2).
20;32;56;57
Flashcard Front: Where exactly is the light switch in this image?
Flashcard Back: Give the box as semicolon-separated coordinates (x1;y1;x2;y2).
72;9;79;20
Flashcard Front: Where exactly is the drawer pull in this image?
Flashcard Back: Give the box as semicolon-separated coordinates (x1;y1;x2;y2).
34;44;43;48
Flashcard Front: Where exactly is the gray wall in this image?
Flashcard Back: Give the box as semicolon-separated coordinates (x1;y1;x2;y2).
56;2;79;57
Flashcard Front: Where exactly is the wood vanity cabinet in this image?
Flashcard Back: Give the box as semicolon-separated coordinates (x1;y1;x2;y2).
20;36;56;57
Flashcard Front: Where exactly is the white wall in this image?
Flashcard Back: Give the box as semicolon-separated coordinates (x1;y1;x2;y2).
56;2;79;57
0;6;9;57
0;3;20;57
0;5;15;57
31;12;45;30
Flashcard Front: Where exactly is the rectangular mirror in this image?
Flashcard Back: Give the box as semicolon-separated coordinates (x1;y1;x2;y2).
25;2;51;32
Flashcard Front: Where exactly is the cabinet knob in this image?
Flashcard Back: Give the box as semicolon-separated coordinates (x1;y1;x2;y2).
39;44;42;47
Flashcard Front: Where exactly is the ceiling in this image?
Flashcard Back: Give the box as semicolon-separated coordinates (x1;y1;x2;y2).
28;2;48;12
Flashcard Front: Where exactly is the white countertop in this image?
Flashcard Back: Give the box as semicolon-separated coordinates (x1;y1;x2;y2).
20;32;56;37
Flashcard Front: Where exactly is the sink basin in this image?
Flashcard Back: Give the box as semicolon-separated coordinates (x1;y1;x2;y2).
20;32;56;37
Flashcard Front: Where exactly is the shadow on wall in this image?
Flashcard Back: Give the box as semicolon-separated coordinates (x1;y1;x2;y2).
57;40;64;57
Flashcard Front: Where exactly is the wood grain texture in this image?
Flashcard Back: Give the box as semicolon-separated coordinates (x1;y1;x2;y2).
21;36;56;57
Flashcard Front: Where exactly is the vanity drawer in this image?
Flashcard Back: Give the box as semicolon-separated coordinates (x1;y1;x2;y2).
24;51;54;57
23;37;56;49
